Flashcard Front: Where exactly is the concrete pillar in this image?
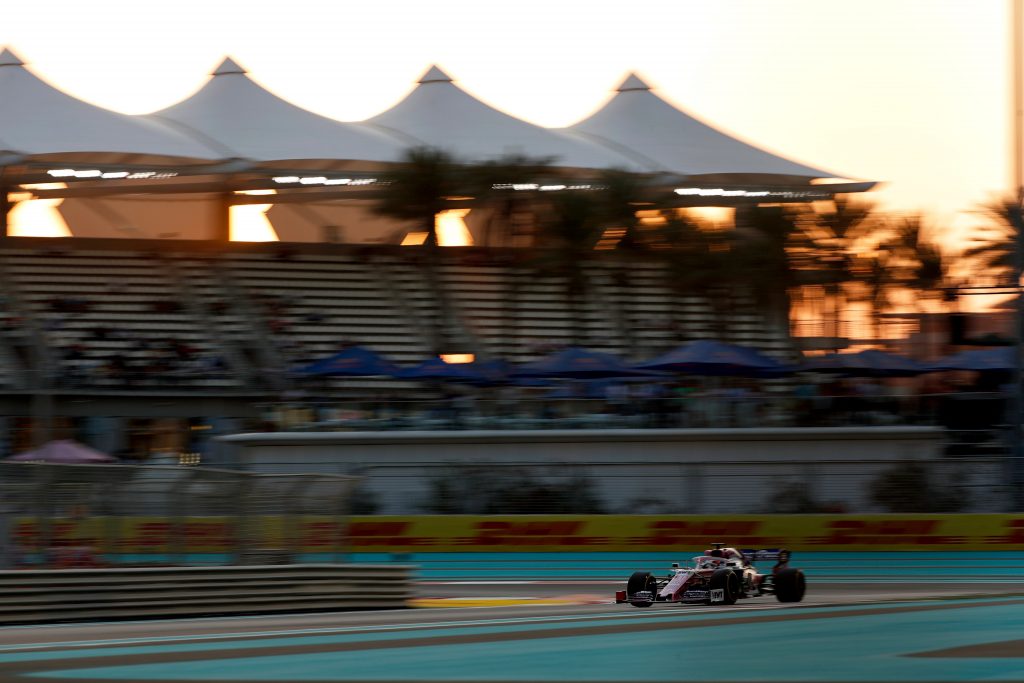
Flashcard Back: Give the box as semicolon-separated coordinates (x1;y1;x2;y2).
214;192;232;242
0;184;9;238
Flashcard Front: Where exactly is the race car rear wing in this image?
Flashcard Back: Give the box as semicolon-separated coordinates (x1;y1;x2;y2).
741;549;791;562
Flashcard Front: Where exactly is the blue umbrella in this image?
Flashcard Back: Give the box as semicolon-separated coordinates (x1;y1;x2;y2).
400;356;508;383
512;347;664;380
545;380;617;399
798;349;927;377
636;340;789;377
929;347;1015;372
292;345;403;377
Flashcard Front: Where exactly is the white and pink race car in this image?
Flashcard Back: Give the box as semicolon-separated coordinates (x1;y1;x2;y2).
615;544;806;607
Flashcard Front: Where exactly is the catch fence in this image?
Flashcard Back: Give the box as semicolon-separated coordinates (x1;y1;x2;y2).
351;456;1015;516
0;454;1017;569
0;462;357;568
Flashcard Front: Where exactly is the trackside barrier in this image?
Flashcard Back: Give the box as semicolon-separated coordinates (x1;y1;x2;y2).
0;564;414;625
340;515;1024;552
347;551;1024;581
11;515;1024;563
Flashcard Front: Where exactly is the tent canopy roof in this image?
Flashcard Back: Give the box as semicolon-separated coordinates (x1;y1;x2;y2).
563;72;839;181
0;48;220;164
367;65;641;170
150;57;405;165
0;52;872;194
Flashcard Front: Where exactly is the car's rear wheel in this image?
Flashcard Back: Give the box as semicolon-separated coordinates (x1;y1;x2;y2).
774;568;806;603
708;568;739;605
626;571;658;607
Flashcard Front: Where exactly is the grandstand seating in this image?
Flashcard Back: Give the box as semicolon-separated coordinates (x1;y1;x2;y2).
0;246;240;390
0;239;794;395
222;250;434;366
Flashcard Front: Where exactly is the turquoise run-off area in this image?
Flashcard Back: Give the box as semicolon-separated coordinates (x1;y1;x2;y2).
17;597;1024;682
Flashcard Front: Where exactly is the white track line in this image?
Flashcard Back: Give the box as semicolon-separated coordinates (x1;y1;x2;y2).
0;603;815;653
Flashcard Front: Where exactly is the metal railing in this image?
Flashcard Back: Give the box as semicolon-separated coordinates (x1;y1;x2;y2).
256;390;1008;437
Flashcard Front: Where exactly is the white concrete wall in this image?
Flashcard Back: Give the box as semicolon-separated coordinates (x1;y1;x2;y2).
213;427;995;514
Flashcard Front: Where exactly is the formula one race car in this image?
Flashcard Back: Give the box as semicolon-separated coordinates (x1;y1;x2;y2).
615;543;806;607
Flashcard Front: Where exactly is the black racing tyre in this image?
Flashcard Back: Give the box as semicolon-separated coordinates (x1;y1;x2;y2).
708;568;739;605
626;571;658;607
774;567;806;603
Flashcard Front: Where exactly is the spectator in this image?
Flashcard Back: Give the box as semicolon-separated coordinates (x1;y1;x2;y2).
151;300;182;314
63;344;85;361
49;297;91;314
171;339;197;361
605;382;630;416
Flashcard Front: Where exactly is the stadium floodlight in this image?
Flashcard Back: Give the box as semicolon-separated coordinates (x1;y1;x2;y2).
493;182;597;192
45;168;178;181
674;187;831;199
269;176;371;188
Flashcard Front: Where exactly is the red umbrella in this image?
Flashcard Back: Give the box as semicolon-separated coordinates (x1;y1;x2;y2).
7;440;116;463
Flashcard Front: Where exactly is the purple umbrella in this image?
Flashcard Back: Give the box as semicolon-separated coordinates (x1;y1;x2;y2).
7;440;116;463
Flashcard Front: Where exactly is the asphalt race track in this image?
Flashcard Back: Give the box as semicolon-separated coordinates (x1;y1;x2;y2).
1;580;1023;683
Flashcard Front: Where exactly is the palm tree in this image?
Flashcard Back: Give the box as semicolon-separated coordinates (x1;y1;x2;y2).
460;154;555;359
732;204;808;348
597;168;653;252
462;154;554;247
894;218;960;351
372;147;464;247
835;213;955;345
372;147;465;354
964;195;1024;285
595;169;659;352
804;196;878;343
656;210;729;342
534;190;602;345
889;216;956;305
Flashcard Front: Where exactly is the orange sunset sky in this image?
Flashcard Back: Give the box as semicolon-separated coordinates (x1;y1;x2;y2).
0;0;1013;247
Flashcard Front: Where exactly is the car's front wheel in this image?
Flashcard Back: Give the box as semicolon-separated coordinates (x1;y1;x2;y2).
708;568;739;605
626;571;658;607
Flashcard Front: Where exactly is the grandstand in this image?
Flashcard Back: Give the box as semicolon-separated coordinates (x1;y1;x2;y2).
0;50;879;458
0;236;790;383
0;234;809;456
